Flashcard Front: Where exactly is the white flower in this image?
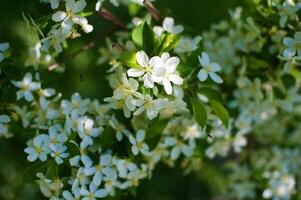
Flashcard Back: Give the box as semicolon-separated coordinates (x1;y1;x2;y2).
183;124;202;140
83;154;112;186
50;144;69;164
283;31;301;58
80;183;108;200
232;134;247;153
278;0;301;28
175;36;202;53
113;158;137;178
48;126;67;149
63;188;81;200
95;0;119;11
0;115;11;137
152;52;184;95
102;167;119;194
131;95;168;120
24;134;50;162
164;136;193;160
197;52;223;84
61;93;90;116
109;116;130;141
105;74;143;118
153;17;184;37
129;130;150;156
0;42;9;62
52;0;93;36
127;50;161;88
11;105;32;128
77;117;102;148
263;172;296;199
41;28;65;53
132;17;143;26
50;0;60;9
11;73;41;102
111;73;143;101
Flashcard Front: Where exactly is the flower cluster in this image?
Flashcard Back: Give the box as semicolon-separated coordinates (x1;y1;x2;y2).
41;0;93;53
3;0;301;199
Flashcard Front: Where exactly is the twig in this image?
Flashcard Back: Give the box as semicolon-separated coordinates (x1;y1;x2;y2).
98;8;126;29
144;0;162;22
48;27;122;71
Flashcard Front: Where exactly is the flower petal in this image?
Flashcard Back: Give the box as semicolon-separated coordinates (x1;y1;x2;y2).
153;26;164;36
136;51;149;67
197;69;208;81
72;0;86;13
0;42;9;51
162;17;174;33
65;0;75;11
169;74;183;85
211;63;221;72
50;0;60;9
163;79;172;95
149;56;163;68
61;18;73;35
52;11;66;22
199;52;210;67
166;57;180;73
136;130;145;142
209;72;223;84
127;68;144;77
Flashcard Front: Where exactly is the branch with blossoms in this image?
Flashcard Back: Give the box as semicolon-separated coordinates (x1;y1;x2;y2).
0;0;231;199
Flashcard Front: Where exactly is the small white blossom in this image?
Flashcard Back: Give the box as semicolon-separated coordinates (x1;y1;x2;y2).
197;52;223;84
153;17;184;37
84;154;112;186
0;42;9;62
50;144;69;164
164;136;193;160
127;50;161;88
164;137;192;160
52;0;93;36
129;130;150;156
152;52;184;95
175;36;202;53
131;95;168;120
25;134;50;162
0;115;11;137
77;117;102;148
11;73;41;102
80;183;108;200
283;32;301;59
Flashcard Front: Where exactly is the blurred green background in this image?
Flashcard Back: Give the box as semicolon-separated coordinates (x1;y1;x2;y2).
0;0;247;199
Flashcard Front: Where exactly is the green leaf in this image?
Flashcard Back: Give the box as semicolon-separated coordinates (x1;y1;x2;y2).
145;118;169;150
128;3;142;17
132;22;155;54
191;97;207;128
281;74;296;89
117;52;140;68
273;86;285;99
199;87;223;103
22;162;48;183
210;100;229;127
99;126;115;149
45;160;57;178
177;62;193;77
157;33;181;54
247;57;269;70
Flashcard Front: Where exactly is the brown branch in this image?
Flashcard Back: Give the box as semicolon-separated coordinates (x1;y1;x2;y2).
98;8;126;29
144;0;162;22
